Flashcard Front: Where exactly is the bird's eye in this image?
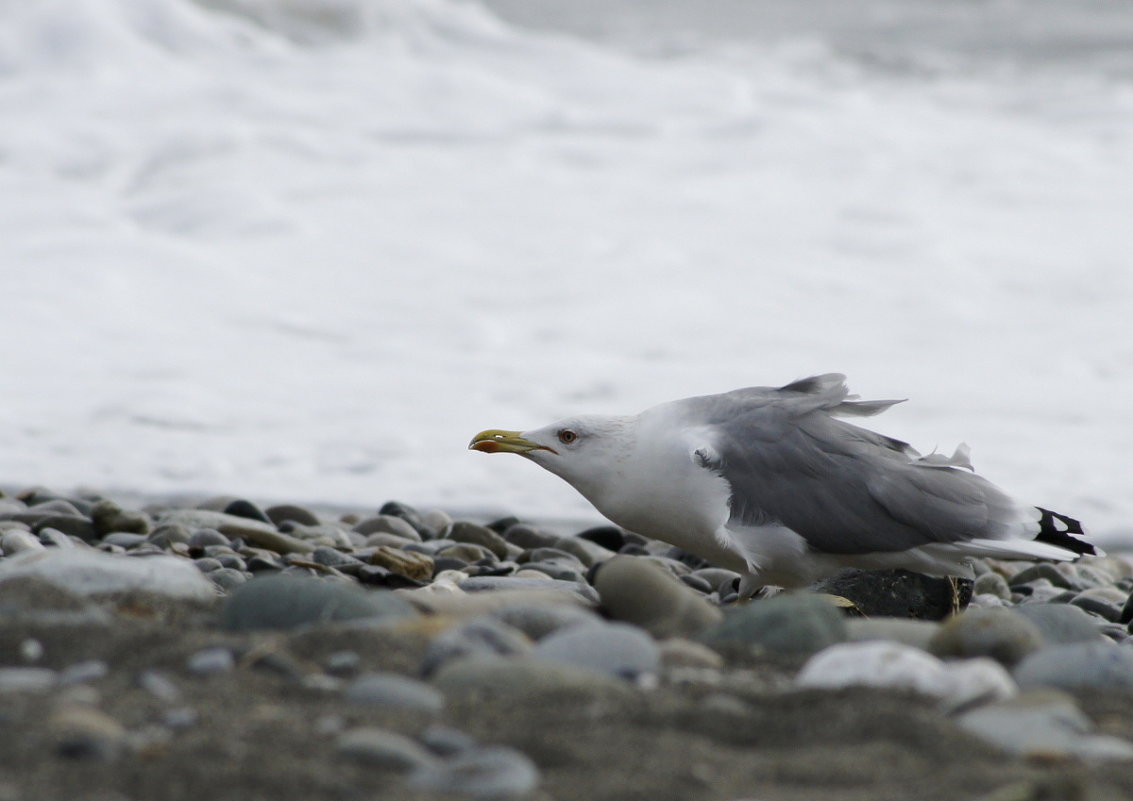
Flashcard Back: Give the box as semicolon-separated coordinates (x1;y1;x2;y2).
557;429;578;445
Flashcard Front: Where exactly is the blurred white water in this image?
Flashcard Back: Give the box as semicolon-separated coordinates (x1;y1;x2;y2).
0;0;1131;542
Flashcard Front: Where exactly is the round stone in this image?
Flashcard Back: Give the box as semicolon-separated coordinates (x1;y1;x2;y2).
448;522;510;560
1014;641;1133;691
972;571;1012;601
703;593;847;656
343;672;445;712
222;499;273;524
49;705;126;761
336;727;436;771
1011;603;1106;644
187;646;236;675
410;746;541;798
533;621;660;680
220;574;414;631
594;555;722;639
188;529;231;549
265;504;322;527
421;618;531;677
928;608;1045;666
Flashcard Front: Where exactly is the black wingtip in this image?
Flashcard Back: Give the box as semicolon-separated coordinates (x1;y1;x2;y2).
1035;507;1096;556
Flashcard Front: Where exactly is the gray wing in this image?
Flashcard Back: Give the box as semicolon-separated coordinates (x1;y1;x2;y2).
684;374;1016;555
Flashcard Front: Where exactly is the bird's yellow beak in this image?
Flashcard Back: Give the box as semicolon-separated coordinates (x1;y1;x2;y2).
468;429;554;455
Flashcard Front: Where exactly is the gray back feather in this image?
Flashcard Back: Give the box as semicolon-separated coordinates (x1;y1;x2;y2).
680;374;1017;554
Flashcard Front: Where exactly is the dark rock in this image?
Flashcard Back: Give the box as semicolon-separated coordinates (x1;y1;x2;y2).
485;516;521;534
264;504;321;527
91;500;152;537
500;524;559;550
222;499;273;524
575;526;627;552
448;521;510;559
809;568;972;620
31;515;96;543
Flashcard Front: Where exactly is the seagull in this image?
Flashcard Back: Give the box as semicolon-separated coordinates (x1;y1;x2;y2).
469;374;1094;595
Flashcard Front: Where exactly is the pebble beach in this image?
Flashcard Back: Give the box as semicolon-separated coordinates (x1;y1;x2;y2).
3;488;1133;801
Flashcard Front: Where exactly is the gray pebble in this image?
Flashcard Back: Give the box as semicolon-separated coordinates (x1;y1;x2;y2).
419;509;454;539
422;618;531;676
37;528;77;549
0;549;216;599
518;560;587;583
311;546;363;569
2;529;45;555
0;667;57;693
845;618;941;652
409;745;541;798
187;646;236;675
431;655;638;706
458;575;599;604
551;535;616;568
220;574;415;631
336;727;437;771
928;608;1044;666
188;528;231;549
147;523;193;547
448;522;510;560
702;593;847;656
437;543;498;564
419;725;477;756
500;524;560;550
265;504;322;527
352;515;422;542
207;567;249;592
1010;563;1077;590
957;689;1133;761
193;557;224;573
343;672;445;712
533;621;659;680
324;650;361;676
1014;641;1133;691
488;603;599;640
58;660;109;686
594;555;722;640
1012;603;1106;644
972;571;1011;601
137;670;182;702
100;532;148;548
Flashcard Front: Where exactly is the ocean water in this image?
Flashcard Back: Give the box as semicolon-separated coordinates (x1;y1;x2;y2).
1;0;1131;543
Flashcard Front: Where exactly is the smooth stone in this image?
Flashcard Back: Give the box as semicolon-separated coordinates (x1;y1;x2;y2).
419;725;477;757
516;547;585;567
500;524;559;550
31;515;96;543
448;522;510;560
24;498;85;516
158;510;315;554
0;549;216;599
518;561;587;583
362;532;419;551
37;528;77;549
0;667;57;692
552;536;616;568
311;546;363;569
186;646;235;675
928;608;1045;666
343;672;444;712
90;500;152;536
437;543;497;564
845;618;941;652
702;593;847;656
972;571;1012;601
324;651;361;676
1009;563;1077;590
101;532;147;548
1014;641;1133;690
188;529;231;549
1012;603;1106;644
137;670;182;702
1122;592;1133;626
797;640;1016;708
265;504;321;527
533;621;660;680
1071;595;1122;622
353;515;423;542
575;525;628;552
409;746;541;798
281;523;355;549
431;655;638;706
594;555;722;639
419;509;454;539
49;705;127;760
458;576;599;604
377;501;428;535
370;546;434;580
222;499;272;524
678;573;713;594
658;637;725;670
809;568;971;620
957;690;1133;761
58;660;108;685
336;727;437;771
421;618;531;676
220;574;414;631
2;529;46;555
147;523;193;547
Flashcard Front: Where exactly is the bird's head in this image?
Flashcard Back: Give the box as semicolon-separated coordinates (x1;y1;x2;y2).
469;415;634;499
